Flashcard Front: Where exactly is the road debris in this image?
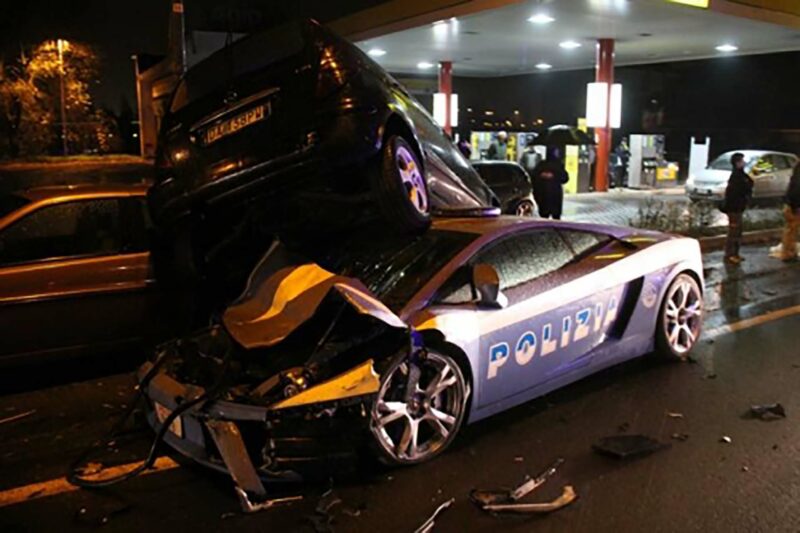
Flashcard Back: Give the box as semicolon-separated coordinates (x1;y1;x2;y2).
414;498;455;533
308;489;342;533
482;485;577;514
665;411;684;419
74;495;131;526
470;459;575;515
592;435;669;459
745;403;786;421
471;458;564;507
741;466;749;472
0;409;36;426
671;433;690;442
617;422;630;433
720;436;732;444
703;372;717;380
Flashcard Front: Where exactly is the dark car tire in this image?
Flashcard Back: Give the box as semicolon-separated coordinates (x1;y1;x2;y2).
369;349;467;466
655;273;704;360
513;200;535;217
370;135;431;234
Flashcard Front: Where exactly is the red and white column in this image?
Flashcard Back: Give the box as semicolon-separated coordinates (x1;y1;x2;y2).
594;39;614;192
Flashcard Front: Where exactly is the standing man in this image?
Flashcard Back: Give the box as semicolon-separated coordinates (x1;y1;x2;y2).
780;161;800;262
722;152;754;264
486;131;508;161
531;146;570;220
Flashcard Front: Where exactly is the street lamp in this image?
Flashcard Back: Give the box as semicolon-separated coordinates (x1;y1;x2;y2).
57;39;69;156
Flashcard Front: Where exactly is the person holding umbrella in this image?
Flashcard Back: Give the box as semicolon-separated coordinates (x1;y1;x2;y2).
531;146;570;220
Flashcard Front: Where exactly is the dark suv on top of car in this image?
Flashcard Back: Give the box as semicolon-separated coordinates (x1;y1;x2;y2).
150;19;497;293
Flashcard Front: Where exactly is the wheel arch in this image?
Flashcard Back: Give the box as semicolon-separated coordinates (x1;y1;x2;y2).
419;328;475;421
380;112;425;171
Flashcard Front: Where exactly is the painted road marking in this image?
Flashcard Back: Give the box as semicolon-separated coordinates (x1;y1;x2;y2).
705;304;800;339
0;456;179;508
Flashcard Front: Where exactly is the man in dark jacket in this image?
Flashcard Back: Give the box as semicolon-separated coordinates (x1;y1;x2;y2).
531;147;570;219
780;162;800;261
486;131;508;161
723;152;754;264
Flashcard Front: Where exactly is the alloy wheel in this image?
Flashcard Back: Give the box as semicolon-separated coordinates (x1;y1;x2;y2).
663;277;703;355
370;351;466;464
395;145;428;215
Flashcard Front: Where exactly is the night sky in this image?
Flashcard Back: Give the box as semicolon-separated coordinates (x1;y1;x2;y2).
0;0;169;113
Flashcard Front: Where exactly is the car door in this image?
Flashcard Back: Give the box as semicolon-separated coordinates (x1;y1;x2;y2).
434;228;622;409
770;155;794;196
750;155;777;198
0;197;154;364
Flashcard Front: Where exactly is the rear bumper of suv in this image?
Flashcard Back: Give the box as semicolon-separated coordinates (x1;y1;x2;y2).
149;107;384;226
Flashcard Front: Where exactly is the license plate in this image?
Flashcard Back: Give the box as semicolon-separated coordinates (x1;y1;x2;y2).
204;103;269;145
154;402;183;438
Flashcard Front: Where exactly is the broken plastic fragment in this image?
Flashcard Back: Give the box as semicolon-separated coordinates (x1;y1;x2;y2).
720;436;732;444
470;458;564;507
414;498;455;533
592;435;669;459
746;403;786;421
665;411;684;419
482;485;577;514
670;433;690;442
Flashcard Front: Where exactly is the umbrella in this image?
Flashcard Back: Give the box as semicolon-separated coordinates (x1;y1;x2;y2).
536;125;595;146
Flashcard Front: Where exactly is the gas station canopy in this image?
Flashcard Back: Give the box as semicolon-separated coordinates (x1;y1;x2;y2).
348;0;800;76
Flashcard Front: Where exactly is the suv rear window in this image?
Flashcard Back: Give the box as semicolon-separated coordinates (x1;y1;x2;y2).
170;22;307;113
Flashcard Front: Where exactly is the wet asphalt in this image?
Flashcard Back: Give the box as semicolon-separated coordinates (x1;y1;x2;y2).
2;247;800;533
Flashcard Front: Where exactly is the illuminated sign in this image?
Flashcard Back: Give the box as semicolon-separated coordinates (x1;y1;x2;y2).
433;93;459;128
666;0;709;8
586;83;622;129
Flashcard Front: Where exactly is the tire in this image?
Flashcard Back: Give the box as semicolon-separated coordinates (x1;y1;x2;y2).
369;349;468;466
655;273;704;360
369;135;431;234
513;200;535;217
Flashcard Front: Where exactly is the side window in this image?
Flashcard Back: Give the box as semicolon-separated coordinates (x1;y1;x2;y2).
773;156;791;171
0;199;122;266
120;197;151;253
475;230;573;291
752;157;776;175
559;229;608;257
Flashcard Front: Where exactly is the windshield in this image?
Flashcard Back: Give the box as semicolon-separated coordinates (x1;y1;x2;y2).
310;229;476;312
0;194;30;219
708;152;754;171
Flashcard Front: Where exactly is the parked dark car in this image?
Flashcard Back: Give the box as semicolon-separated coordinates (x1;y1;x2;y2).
472;161;537;216
149;19;497;294
0;185;160;366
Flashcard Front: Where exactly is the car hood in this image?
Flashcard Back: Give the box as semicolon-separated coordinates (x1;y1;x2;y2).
223;260;407;349
692;169;729;184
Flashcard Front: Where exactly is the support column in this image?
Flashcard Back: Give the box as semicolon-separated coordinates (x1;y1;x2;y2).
438;61;453;136
594;38;614;192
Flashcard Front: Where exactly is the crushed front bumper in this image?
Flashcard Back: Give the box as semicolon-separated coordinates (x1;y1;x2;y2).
138;361;376;505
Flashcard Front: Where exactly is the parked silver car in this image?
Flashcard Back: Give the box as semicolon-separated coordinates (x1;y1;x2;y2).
686;150;798;203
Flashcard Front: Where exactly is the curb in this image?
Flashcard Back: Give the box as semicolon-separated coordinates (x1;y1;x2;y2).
698;228;783;253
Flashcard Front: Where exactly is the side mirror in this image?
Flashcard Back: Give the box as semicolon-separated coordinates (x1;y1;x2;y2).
472;263;505;309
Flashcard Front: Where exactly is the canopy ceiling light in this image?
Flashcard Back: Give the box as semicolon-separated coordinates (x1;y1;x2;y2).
528;13;555;24
535;63;553;70
367;48;386;57
715;44;739;52
586;82;622;129
667;0;709;8
559;41;582;50
417;61;435;69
